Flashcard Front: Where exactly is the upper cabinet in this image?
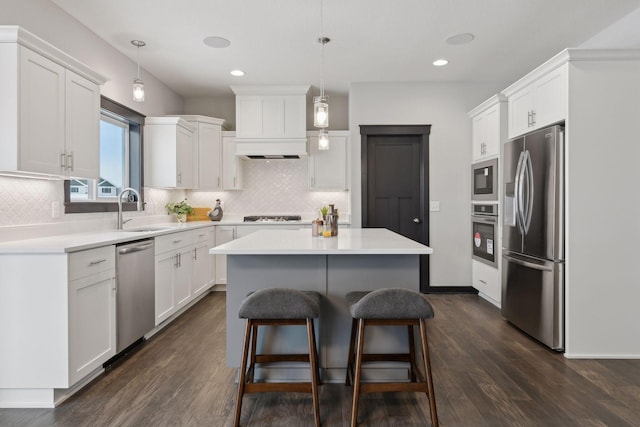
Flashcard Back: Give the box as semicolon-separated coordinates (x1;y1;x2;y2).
504;62;567;138
221;131;244;190
231;85;309;157
307;130;349;191
145;117;196;188
180;115;227;191
0;26;106;178
468;95;506;162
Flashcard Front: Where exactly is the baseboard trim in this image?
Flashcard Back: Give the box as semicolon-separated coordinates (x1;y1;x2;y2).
425;286;478;294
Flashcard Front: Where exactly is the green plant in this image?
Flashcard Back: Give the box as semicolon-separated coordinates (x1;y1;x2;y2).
319;205;329;218
165;199;194;216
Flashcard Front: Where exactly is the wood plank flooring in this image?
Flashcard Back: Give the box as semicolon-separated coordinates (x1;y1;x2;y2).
1;292;639;426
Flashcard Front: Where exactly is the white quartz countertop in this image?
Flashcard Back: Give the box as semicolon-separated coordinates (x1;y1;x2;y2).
209;228;433;255
0;222;215;254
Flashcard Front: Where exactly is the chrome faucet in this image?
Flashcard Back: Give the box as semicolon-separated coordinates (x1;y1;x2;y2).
117;187;142;230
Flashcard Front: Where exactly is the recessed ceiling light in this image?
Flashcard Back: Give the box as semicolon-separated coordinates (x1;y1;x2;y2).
203;36;231;48
433;59;449;67
445;33;475;45
230;70;245;77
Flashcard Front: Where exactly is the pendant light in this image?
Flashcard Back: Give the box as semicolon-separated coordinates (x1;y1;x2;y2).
131;40;146;102
314;0;330;149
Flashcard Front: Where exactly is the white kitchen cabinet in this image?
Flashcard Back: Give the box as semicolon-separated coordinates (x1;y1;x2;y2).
181;115;227;191
154;231;194;325
68;245;116;386
207;226;217;288
144;117;196;188
0;244;116;407
469;96;505;162
231;86;308;140
472;260;500;307
215;225;237;284
222;132;244;190
307;130;349;191
191;228;214;297
506;64;567;138
0;27;105;178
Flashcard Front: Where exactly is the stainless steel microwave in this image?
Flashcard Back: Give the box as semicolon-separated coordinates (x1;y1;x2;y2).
472;158;498;201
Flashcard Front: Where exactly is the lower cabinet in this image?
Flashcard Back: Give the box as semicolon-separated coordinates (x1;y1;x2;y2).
472;259;501;307
215;225;237;284
154;226;216;326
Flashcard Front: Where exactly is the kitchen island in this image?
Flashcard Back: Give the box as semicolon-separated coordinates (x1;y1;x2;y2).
209;228;433;382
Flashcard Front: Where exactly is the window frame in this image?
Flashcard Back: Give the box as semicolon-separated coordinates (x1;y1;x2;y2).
64;96;145;214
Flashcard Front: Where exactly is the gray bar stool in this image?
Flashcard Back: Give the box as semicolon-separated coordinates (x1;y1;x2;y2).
234;288;321;427
345;288;438;427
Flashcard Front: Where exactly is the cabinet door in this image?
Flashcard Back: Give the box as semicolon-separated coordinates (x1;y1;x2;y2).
471;114;487;162
308;133;348;191
174;246;193;309
208;227;216;287
176;125;194;188
532;65;567;131
191;241;211;297
19;47;65;175
68;270;116;385
215;226;236;284
196;122;222;190
508;85;534;138
235;96;262;138
65;70;100;179
155;251;176;325
484;105;500;158
222;135;243;190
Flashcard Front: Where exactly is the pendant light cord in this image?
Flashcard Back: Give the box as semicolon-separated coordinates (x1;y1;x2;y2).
320;0;325;98
136;45;141;79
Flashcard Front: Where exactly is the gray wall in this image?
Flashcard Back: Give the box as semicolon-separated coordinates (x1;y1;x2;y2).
348;82;506;288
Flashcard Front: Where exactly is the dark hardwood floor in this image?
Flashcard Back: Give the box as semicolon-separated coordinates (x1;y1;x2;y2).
2;292;639;426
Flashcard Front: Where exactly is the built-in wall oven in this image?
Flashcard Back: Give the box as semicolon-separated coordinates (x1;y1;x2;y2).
472;203;498;267
472;158;498;201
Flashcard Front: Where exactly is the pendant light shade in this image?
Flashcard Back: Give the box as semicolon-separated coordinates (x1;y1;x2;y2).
131;40;146;103
314;95;329;128
318;129;330;151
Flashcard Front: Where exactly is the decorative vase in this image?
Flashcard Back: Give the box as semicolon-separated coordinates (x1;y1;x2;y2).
176;213;186;223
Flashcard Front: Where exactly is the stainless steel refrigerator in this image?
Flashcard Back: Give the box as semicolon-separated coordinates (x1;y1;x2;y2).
502;124;564;351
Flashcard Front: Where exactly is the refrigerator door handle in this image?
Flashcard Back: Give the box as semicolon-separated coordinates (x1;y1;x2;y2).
523;150;535;234
514;151;526;234
503;253;553;272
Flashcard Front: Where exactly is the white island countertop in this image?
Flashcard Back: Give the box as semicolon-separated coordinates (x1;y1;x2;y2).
209;228;433;255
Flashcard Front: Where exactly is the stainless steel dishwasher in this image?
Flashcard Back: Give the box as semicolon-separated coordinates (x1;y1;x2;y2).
116;239;155;352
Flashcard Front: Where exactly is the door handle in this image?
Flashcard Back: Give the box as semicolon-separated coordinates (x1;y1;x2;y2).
514;151;526;234
413;218;421;224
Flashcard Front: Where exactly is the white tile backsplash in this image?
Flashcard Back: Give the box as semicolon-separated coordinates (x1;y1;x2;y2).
0;160;349;240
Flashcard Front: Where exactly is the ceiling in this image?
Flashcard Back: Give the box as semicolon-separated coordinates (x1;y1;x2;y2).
52;0;640;98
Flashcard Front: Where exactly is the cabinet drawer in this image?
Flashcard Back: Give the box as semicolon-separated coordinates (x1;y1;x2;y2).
191;227;212;244
155;231;194;255
472;260;500;304
69;245;115;281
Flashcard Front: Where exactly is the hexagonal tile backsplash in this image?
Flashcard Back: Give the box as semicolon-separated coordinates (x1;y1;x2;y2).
0;159;349;230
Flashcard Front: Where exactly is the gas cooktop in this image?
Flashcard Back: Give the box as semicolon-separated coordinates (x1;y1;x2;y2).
243;215;302;222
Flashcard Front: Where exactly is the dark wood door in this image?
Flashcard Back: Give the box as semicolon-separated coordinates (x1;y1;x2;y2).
361;125;431;292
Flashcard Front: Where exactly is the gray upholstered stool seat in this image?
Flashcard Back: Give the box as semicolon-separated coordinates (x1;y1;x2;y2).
345;288;438;427
234;288;321;427
346;288;434;319
239;288;321;319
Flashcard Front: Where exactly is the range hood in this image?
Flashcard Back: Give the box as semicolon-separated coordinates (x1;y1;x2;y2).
235;138;308;159
231;85;310;159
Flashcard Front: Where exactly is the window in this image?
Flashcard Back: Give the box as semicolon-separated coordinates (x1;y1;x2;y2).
64;96;145;213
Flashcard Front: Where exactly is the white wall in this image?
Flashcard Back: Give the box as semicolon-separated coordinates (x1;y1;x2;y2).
0;0;184;117
349;82;505;288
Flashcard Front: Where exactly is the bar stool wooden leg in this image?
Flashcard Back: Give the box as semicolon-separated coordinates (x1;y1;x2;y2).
307;319;321;427
408;324;417;382
350;319;366;427
248;324;258;383
234;320;253;427
345;318;357;385
420;319;438;427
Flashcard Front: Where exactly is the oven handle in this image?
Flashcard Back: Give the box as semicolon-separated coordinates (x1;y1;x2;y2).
471;215;497;224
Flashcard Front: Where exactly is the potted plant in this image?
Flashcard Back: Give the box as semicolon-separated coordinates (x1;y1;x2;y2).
165;199;194;223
